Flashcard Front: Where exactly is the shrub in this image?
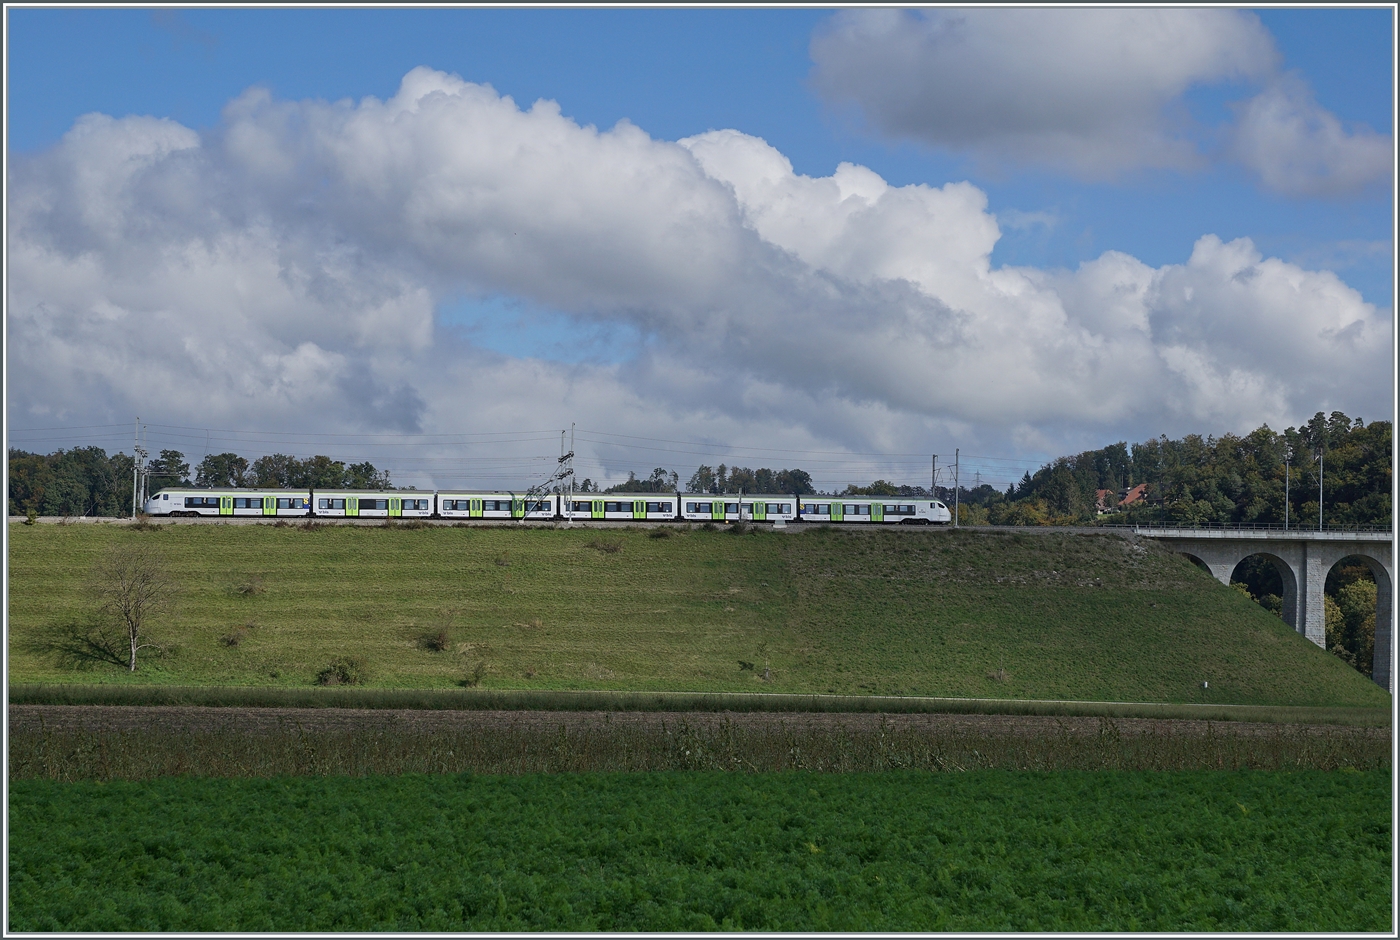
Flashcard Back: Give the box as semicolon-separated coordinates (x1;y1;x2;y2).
648;529;672;540
421;631;451;653
461;659;487;688
587;539;623;554
728;521;749;536
235;575;265;597
24;509;38;525
316;657;368;686
220;624;255;648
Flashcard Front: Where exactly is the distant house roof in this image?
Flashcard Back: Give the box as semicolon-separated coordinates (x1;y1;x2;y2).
1120;483;1148;506
1096;483;1149;514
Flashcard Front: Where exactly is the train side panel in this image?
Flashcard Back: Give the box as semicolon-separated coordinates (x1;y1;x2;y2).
437;493;556;521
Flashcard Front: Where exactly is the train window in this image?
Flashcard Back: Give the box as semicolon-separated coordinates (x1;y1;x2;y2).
276;498;291;509
766;503;780;514
781;504;791;514
331;499;345;510
725;503;739;513
234;498;248;509
318;499;329;509
162;494;168;500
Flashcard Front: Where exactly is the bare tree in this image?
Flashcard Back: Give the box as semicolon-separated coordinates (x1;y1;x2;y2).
92;542;175;671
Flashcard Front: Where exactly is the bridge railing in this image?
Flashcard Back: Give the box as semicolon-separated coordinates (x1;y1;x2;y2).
1101;522;1392;535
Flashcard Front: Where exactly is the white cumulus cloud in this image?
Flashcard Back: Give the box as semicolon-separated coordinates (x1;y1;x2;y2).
6;68;1390;486
1228;75;1395;197
809;8;1391;195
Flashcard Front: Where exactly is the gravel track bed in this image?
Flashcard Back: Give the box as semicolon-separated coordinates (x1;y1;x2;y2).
10;705;1388;740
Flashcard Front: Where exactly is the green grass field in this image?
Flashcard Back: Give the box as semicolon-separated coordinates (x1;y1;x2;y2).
8;770;1390;931
7;522;1389;706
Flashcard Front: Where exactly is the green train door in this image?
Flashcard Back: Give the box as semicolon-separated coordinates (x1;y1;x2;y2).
262;496;275;516
591;500;605;520
830;502;844;522
511;498;525;519
347;496;359;518
470;498;483;519
389;498;402;517
871;503;884;523
711;501;725;521
220;496;234;516
632;500;645;520
751;501;767;522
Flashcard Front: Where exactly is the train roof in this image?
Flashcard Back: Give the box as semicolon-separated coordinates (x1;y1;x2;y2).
150;486;310;494
680;492;800;499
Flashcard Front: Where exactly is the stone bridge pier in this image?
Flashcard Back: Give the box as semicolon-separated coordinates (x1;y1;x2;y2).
1133;528;1393;693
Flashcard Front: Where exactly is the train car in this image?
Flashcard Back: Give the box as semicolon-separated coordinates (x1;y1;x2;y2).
145;487;312;517
437;492;557;521
678;494;797;524
563;492;677;522
312;489;435;519
797;497;952;525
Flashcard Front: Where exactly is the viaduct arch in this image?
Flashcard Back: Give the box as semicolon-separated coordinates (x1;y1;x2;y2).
1134;528;1393;692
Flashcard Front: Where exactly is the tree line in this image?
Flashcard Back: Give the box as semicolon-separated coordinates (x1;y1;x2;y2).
10;412;1389;526
952;411;1390;528
8;448;391;517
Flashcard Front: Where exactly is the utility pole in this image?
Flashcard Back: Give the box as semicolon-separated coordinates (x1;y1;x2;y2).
1284;459;1290;530
564;424;575;523
131;417;140;519
954;448;960;527
931;455;936;498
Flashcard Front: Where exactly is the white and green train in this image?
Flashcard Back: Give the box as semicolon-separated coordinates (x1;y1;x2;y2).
144;487;952;525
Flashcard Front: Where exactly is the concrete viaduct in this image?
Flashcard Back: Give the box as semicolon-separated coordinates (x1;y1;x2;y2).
1132;527;1393;693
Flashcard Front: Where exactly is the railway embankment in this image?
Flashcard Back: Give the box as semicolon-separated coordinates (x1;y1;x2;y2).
7;520;1389;708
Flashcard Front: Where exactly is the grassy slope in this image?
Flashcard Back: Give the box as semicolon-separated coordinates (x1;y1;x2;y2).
5;522;1389;706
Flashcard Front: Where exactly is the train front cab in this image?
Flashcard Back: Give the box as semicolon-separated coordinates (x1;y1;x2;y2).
145;488;311;517
797;497;952;524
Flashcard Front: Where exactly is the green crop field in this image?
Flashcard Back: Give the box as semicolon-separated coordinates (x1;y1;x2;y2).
8;770;1390;931
6;522;1389;706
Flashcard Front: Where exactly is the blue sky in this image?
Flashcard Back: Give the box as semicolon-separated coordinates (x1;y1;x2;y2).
5;8;1394;490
